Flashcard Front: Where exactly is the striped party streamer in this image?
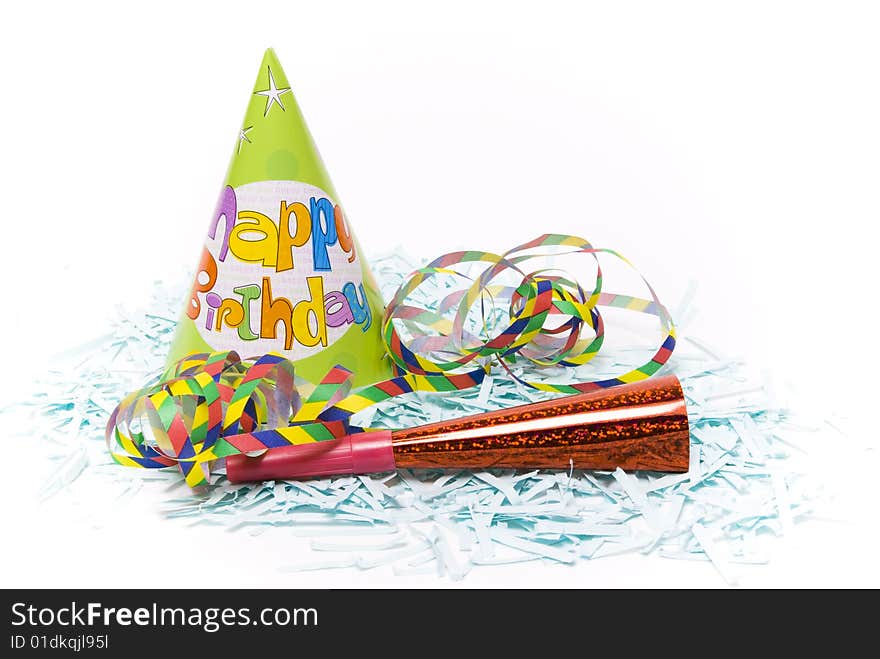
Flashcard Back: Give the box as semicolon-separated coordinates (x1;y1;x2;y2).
106;234;675;488
382;234;675;393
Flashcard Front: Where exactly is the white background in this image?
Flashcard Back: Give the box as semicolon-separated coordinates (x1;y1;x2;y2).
0;0;876;587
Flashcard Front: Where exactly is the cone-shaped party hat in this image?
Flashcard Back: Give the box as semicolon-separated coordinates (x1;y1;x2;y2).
166;49;392;386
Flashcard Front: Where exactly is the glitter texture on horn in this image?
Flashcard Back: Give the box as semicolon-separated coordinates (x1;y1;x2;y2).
225;374;690;482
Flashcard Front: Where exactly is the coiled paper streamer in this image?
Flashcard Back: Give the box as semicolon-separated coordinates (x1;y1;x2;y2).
382;234;675;391
106;234;675;488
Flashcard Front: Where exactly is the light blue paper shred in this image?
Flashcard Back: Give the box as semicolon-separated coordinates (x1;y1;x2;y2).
7;254;846;584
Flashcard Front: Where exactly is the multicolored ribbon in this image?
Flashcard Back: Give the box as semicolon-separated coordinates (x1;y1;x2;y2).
382;234;675;392
106;234;675;488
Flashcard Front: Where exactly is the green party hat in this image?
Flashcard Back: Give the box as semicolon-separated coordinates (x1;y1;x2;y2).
166;49;392;386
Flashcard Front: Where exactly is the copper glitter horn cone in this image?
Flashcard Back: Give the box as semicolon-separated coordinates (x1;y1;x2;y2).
226;374;690;483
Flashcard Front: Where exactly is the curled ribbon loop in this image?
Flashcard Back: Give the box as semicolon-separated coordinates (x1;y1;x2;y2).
106;353;356;488
382;234;676;393
106;234;676;488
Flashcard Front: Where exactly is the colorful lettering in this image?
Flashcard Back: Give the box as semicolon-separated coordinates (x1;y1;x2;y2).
232;284;260;340
229;210;279;268
205;292;221;330
310;197;337;271
216;298;245;330
260;277;294;350
292;276;328;347
324;291;354;328
208;185;237;262
186;248;217;320
192;187;374;354
335;205;356;263
342;282;372;332
277;200;311;272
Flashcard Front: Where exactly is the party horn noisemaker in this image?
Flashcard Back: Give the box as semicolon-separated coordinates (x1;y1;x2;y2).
226;374;689;482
